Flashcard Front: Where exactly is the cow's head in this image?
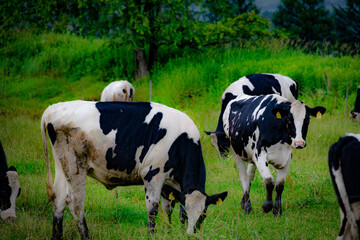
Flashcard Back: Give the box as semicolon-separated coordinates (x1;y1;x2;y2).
350;110;360;121
178;190;228;234
204;131;230;158
0;166;21;222
271;100;326;149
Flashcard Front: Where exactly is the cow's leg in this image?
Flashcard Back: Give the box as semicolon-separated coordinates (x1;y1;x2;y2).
255;153;274;213
51;164;69;240
144;182;162;234
67;171;89;239
233;153;252;213
161;196;175;223
273;157;291;216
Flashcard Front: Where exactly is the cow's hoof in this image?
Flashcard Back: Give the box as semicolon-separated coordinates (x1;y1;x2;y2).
243;201;252;214
262;201;273;213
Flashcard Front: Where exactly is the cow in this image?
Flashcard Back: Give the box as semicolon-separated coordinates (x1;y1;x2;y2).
222;94;326;215
0;140;21;222
205;73;298;158
329;134;360;240
41;100;228;239
350;85;360;121
100;80;135;102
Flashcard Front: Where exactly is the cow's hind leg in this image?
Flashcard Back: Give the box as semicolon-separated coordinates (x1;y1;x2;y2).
67;171;89;239
161;197;176;223
51;164;69;240
273;157;291;216
144;181;162;234
234;154;252;213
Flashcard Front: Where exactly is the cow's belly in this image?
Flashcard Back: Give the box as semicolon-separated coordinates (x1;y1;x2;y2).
87;163;143;190
266;143;292;169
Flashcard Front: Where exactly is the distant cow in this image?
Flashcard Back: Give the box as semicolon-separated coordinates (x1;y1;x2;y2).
101;80;135;102
222;94;325;215
41;100;227;239
329;134;360;240
0;141;21;222
205;73;298;157
350;85;360;121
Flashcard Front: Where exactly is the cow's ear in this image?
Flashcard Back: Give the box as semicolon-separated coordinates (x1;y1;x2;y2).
8;166;17;172
308;106;326;118
271;103;290;119
205;191;228;206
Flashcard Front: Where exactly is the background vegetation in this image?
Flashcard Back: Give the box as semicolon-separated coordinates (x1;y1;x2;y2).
0;0;359;239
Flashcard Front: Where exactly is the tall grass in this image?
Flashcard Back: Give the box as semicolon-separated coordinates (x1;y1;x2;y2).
0;33;359;239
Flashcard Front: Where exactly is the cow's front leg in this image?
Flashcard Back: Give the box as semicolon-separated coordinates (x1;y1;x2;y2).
144;183;161;234
255;152;274;213
274;156;291;216
234;153;252;213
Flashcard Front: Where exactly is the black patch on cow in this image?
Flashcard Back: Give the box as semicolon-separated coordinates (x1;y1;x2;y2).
244;74;282;96
0;172;11;210
228;95;293;158
164;133;206;194
265;162;268;167
130;88;133;98
0;141;8;172
47;123;57;145
144;166;160;182
96;102;167;174
290;81;298;99
122;89;126;94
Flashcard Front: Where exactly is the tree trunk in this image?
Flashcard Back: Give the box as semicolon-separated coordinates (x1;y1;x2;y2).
148;43;159;71
135;47;149;81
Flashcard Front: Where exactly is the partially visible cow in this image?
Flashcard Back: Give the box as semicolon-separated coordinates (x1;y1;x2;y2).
350;85;360;121
101;80;135;102
329;134;360;240
205;73;298;158
0;141;21;222
41;100;227;239
222;94;326;215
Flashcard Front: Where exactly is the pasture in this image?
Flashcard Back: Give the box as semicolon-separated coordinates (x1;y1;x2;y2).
0;34;360;239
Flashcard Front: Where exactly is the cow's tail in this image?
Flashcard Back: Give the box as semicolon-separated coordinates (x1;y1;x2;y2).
41;114;55;202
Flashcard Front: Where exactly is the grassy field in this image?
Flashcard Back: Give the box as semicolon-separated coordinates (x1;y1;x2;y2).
0;33;360;239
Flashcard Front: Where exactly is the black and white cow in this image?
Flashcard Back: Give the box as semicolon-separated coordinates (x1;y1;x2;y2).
101;80;135;102
222;94;326;215
329;134;360;240
205;73;298;158
350;85;360;121
41;100;227;239
0;140;21;222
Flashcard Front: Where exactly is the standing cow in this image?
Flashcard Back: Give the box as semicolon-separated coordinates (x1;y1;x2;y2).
329;134;360;240
0;141;21;222
41;100;227;239
101;80;135;102
350;85;360;121
222;94;326;215
205;73;298;158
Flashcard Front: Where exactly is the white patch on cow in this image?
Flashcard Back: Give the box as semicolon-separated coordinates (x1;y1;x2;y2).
332;166;359;239
0;171;20;221
210;133;221;158
185;190;206;234
135;146;144;162
290;100;306;146
266;142;293;169
222;76;254;100
101;80;135;102
265;73;297;102
271;86;280;95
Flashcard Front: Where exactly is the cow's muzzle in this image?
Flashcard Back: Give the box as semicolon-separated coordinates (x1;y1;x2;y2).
294;141;306;149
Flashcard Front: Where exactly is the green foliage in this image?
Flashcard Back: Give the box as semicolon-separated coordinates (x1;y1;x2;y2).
273;0;333;43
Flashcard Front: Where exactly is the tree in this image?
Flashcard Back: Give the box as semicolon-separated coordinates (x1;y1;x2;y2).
204;0;259;23
333;0;360;45
272;0;333;43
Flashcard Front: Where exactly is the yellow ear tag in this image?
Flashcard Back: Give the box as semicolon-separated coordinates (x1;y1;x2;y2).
169;192;175;201
316;111;322;119
276;112;282;119
216;198;223;205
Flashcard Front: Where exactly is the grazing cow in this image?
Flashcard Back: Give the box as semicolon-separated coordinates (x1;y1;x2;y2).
205;73;298;158
0;141;21;222
100;80;135;102
329;134;360;240
222;94;326;215
350;85;360;121
41;100;227;239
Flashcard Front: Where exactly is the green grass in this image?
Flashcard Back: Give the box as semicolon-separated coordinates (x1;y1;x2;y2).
0;33;360;239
